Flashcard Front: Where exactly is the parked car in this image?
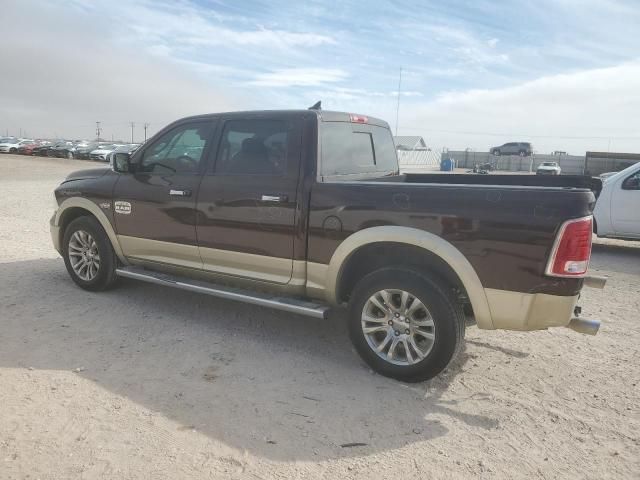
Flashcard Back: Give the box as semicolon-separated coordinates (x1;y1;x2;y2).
594;162;640;240
50;108;604;382
536;161;561;175
106;144;141;165
490;142;533;156
74;142;102;160
17;141;41;155
0;139;34;153
49;141;79;158
32;141;56;156
89;144;120;162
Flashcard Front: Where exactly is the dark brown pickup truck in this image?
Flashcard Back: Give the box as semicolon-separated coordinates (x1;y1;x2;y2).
51;108;606;382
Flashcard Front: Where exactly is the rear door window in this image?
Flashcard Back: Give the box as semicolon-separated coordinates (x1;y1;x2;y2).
215;119;288;175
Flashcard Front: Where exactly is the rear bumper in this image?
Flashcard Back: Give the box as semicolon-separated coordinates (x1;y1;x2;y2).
484;288;579;331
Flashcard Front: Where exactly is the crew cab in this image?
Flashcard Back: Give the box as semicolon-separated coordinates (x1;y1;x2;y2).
594;162;640;240
50;108;605;382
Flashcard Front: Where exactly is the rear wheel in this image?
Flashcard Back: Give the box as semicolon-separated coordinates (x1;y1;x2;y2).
9;147;16;153
62;216;118;291
348;268;464;382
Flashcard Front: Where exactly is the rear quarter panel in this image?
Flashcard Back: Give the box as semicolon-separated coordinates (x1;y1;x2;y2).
308;181;595;296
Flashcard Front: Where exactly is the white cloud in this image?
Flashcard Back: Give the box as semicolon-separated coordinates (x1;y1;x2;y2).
401;62;640;154
248;68;349;88
0;1;243;141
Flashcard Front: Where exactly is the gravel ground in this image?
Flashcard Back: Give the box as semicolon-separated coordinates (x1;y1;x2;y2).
1;154;638;479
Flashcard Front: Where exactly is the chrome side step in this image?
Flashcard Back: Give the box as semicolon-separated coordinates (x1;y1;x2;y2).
115;266;330;319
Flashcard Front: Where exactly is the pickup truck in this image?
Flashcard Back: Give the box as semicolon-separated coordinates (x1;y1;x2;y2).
594;162;640;240
51;108;606;382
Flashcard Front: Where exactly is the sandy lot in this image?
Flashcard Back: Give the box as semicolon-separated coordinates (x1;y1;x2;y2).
1;154;638;479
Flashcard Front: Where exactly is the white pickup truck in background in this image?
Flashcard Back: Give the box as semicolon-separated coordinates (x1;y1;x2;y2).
594;162;640;240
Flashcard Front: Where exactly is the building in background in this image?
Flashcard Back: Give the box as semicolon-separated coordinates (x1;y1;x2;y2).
393;136;440;171
585;152;640;176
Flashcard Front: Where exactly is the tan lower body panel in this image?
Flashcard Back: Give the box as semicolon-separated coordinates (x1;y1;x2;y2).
118;235;203;271
484;288;578;331
118;235;307;287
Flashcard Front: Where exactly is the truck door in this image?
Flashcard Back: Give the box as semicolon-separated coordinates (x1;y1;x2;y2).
195;114;303;284
112;120;216;268
611;168;640;236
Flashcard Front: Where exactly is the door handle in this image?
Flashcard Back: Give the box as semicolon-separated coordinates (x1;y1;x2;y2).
169;189;192;197
261;194;287;202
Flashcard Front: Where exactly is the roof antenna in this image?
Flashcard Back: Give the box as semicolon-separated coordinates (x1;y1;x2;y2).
308;101;322;110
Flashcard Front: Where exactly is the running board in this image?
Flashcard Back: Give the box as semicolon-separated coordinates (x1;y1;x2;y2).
115;266;330;319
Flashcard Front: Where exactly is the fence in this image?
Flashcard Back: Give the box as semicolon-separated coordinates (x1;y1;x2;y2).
442;151;586;174
397;148;440;170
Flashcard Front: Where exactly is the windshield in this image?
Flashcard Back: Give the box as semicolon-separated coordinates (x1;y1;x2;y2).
542;162;557;166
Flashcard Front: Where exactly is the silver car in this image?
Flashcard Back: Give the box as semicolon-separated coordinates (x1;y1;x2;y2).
490;142;533;156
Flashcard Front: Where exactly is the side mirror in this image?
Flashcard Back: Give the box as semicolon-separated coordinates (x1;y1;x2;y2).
113;152;131;173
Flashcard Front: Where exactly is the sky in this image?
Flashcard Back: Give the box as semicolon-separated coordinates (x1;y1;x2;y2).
1;0;640;154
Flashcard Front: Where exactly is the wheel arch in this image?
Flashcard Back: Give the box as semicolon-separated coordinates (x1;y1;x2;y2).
55;197;127;264
325;226;494;329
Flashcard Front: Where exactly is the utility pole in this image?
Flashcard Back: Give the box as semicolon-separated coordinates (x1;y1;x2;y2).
130;121;135;143
95;121;102;140
395;67;402;136
143;122;149;142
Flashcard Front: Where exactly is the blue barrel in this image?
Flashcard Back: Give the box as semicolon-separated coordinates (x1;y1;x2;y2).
440;157;455;171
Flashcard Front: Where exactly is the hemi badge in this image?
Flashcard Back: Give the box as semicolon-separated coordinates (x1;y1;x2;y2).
114;201;132;215
99;202;111;209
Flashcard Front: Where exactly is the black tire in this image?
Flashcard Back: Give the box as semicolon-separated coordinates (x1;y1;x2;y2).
62;216;118;291
9;148;16;153
348;267;464;383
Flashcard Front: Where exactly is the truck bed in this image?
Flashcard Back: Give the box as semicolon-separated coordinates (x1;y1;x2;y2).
402;173;602;196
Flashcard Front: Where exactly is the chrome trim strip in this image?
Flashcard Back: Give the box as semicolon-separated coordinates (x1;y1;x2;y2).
115;267;330;319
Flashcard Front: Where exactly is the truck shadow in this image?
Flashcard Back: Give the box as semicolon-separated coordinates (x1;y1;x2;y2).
0;258;497;461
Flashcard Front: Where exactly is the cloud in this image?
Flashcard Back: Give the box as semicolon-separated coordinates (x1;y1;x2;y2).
0;1;243;141
401;62;640;154
248;68;349;88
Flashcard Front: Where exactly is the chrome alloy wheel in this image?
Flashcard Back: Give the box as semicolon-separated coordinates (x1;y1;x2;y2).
68;230;101;281
361;289;436;366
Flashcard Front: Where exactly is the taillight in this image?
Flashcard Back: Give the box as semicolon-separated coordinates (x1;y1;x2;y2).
350;114;368;124
545;216;593;277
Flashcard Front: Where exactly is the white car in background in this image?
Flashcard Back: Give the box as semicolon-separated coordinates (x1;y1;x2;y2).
594;162;640;240
89;144;121;162
536;161;561;175
0;138;34;153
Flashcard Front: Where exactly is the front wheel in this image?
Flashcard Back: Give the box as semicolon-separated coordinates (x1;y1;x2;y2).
62;216;118;291
348;268;464;382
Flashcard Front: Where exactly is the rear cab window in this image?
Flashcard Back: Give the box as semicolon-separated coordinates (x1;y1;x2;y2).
318;116;398;181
